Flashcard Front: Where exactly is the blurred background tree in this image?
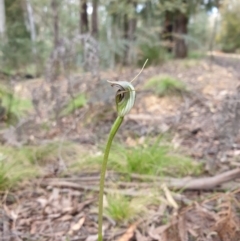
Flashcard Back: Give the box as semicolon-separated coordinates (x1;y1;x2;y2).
217;0;240;53
4;0;31;71
0;0;238;77
0;0;5;38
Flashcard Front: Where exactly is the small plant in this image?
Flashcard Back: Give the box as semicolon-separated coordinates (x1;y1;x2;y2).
60;93;86;116
145;75;187;97
105;195;138;223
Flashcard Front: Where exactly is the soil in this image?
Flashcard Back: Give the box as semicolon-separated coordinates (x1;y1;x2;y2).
1;54;240;241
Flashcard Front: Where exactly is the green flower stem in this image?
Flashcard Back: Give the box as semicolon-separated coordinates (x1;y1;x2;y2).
98;116;124;241
97;62;146;240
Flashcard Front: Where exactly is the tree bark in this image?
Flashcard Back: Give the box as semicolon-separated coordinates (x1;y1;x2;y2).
50;0;60;80
80;0;88;34
128;16;136;42
125;17;136;64
173;11;188;58
51;0;59;48
162;11;173;53
123;0;137;65
0;0;5;37
91;0;98;38
26;0;36;56
26;0;36;42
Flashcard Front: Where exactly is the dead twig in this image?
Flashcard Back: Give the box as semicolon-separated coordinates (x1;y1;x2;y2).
130;168;240;190
42;168;240;195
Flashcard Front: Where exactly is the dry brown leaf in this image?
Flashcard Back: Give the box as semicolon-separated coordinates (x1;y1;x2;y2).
187;228;198;238
214;197;240;241
30;221;39;234
36;198;48;208
77;198;96;212
49;188;59;201
148;225;160;240
62;206;75;214
85;234;98;241
68;216;85;235
59;214;73;222
165;222;182;241
157;203;167;216
148;223;173;240
3;205;18;220
117;223;137;241
177;215;188;241
162;184;178;210
135;229;148;241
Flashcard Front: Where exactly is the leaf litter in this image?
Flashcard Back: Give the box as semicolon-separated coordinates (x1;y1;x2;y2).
1;173;240;241
1;56;240;240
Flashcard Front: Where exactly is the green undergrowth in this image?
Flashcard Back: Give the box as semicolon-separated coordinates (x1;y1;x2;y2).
0;142;79;191
105;194;137;223
60;93;87;116
188;50;206;59
145;75;187;97
105;194;150;223
82;137;203;178
0;150;38;191
0;84;32;123
137;44;171;67
82;137;204;224
180;58;202;68
104;189;178;223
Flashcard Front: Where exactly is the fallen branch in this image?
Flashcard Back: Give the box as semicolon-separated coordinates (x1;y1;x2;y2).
42;168;240;194
41;180;148;196
207;51;240;60
130;168;240;190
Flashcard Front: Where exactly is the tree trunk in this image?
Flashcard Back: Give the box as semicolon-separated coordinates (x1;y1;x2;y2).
173;11;188;58
5;0;30;70
162;11;173;52
80;0;88;34
51;0;59;48
26;0;36;55
128;17;136;42
91;0;98;38
26;0;36;42
5;0;30;39
0;0;5;37
50;0;60;80
123;0;137;65
125;17;136;64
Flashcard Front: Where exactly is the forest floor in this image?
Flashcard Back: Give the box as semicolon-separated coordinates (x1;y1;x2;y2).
1;54;240;241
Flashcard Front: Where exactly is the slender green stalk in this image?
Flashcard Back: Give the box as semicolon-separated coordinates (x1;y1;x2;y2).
97;76;143;240
98;116;123;241
97;62;146;240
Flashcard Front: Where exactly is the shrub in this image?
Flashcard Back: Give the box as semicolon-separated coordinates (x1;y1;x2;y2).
144;75;187;97
217;0;240;53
